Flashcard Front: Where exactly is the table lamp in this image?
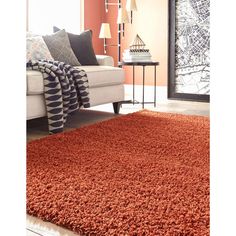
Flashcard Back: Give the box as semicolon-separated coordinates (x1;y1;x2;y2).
117;7;129;37
126;0;137;24
99;23;112;54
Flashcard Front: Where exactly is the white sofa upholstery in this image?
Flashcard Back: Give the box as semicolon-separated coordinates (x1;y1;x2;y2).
27;55;125;120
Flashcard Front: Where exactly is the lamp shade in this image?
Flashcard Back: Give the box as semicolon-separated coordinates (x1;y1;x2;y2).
126;0;137;11
117;8;129;24
99;23;111;39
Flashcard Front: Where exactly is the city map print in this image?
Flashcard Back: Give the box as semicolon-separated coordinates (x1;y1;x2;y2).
175;0;210;94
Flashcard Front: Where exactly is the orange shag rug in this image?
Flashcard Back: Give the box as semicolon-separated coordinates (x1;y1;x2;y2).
27;110;209;235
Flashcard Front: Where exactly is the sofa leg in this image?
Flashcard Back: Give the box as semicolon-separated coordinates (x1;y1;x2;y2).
113;102;122;114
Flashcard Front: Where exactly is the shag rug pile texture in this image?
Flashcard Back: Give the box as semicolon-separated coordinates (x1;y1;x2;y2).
27;110;209;235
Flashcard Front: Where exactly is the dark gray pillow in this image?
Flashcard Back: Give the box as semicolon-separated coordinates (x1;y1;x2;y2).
53;27;98;65
43;29;81;66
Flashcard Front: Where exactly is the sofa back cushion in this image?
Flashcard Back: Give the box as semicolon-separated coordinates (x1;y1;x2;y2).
27;36;54;61
53;27;98;66
43;29;81;66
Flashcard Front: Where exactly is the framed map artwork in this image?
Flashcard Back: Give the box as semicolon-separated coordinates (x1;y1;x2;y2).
168;0;210;102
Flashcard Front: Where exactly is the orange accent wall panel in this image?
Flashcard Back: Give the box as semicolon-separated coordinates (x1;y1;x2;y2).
84;0;168;86
84;0;106;55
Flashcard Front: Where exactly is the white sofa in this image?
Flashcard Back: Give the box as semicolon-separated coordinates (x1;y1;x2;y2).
27;55;125;120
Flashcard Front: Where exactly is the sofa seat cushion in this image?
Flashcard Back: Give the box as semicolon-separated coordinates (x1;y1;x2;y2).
27;66;124;95
74;66;124;88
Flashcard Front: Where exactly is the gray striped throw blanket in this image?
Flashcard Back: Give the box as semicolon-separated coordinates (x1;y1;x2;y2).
27;60;90;134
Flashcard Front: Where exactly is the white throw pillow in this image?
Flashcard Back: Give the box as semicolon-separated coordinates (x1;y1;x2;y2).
26;36;54;61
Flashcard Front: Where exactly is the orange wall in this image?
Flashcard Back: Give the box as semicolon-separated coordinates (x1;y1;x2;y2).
84;0;106;55
84;0;168;86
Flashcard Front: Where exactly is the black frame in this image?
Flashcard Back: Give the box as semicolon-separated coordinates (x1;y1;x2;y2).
168;0;210;102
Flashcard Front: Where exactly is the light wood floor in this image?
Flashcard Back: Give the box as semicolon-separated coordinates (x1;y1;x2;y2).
26;85;209;235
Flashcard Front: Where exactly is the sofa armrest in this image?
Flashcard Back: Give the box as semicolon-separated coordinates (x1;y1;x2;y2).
96;55;114;67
